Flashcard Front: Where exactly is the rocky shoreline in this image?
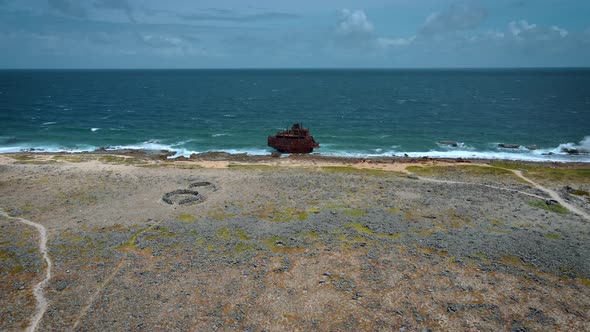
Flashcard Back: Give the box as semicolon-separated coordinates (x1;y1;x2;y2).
0;151;588;331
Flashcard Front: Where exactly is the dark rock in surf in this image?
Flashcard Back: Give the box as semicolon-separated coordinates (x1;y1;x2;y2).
562;148;580;155
499;144;520;149
439;141;459;147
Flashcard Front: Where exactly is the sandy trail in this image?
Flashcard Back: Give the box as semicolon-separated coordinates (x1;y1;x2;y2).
405;165;590;222
0;209;51;332
411;175;548;200
510;169;590;222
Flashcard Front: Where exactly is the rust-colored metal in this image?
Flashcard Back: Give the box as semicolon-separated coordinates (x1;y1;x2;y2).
267;124;320;153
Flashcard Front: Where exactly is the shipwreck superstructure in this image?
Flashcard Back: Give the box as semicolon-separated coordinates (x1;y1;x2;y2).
267;124;320;153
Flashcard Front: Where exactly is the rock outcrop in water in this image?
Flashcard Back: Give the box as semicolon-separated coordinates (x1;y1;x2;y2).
439;141;459;147
498;144;520;149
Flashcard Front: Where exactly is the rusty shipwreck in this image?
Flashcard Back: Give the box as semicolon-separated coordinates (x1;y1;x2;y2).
267;124;320;153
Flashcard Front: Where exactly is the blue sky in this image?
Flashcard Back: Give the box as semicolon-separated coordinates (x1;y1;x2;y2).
1;0;589;68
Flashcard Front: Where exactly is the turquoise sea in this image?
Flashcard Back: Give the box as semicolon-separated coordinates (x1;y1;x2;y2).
1;69;589;162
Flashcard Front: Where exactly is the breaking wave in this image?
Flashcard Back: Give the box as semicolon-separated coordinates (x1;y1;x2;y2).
1;137;589;162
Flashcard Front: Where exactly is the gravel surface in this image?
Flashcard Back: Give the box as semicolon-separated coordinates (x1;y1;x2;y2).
0;153;588;331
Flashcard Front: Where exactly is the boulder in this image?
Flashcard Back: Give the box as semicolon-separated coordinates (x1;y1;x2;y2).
526;145;539;150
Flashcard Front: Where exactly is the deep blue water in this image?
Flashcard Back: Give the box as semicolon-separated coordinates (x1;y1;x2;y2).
1;69;589;161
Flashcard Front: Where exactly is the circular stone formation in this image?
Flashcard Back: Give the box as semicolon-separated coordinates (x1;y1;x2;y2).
162;189;203;205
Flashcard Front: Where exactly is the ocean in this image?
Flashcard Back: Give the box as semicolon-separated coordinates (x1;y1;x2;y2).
1;69;589;162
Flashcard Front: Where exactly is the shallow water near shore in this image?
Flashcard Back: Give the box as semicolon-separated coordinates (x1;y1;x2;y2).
1;69;589;162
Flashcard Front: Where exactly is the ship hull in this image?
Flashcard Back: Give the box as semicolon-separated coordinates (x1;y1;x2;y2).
267;136;318;153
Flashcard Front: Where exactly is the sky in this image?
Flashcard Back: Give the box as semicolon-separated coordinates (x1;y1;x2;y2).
0;0;589;68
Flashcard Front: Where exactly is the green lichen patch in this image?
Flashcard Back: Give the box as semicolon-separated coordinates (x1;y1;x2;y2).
215;227;249;242
489;219;505;226
53;155;94;163
234;242;256;254
472;252;491;264
407;165;518;179
9;154;37;161
306;207;321;214
216;227;231;241
491;161;590;184
345;222;372;234
252;202;308;222
176;214;196;223
301;230;319;240
569;189;589;196
386;207;401;214
342;209;366;218
345;222;402;240
527;200;569;214
321;166;404;177
544;233;561;239
115;225;155;251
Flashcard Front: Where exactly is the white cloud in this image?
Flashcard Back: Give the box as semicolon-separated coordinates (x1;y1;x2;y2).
333;9;415;51
420;1;487;35
336;9;374;36
509;20;536;36
551;26;568;38
508;20;569;42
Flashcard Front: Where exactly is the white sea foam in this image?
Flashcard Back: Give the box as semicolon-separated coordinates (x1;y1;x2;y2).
436;141;468;149
91;128;100;132
42;122;56;125
0;145;97;154
212;133;229;137
579;136;590;151
2;137;589;163
107;140;172;152
167;147;271;158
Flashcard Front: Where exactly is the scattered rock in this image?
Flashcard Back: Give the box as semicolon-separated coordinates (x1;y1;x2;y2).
271;152;281;158
525;307;556;325
526;145;539;150
407;174;419;180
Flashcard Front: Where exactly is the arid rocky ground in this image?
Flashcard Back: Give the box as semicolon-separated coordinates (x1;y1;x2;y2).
0;152;589;331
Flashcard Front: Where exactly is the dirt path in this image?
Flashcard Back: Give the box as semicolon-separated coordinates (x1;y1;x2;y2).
406;165;590;222
0;209;52;332
69;260;127;332
69;224;157;331
509;169;590;222
411;175;548;200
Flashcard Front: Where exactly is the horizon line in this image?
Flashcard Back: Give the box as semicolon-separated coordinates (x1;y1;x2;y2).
1;66;590;71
